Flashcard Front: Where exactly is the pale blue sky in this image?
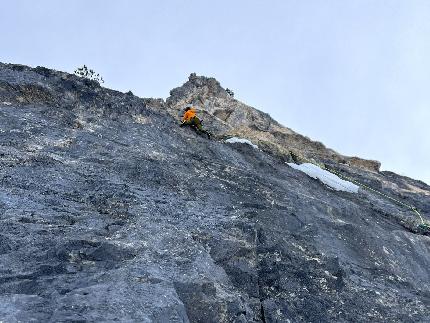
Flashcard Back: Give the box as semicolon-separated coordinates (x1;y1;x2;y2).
2;0;429;184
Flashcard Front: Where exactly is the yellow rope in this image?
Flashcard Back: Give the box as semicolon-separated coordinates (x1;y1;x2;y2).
290;152;427;226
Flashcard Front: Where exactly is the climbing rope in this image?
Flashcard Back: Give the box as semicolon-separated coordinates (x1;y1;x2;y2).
289;151;430;232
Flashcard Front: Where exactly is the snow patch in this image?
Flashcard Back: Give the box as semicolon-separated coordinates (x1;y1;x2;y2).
287;162;359;193
225;137;258;149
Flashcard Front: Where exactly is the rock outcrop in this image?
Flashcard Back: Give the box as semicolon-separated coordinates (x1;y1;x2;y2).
0;63;429;322
167;73;381;172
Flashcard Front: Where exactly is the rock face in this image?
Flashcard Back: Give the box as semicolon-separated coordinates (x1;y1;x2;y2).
0;64;429;322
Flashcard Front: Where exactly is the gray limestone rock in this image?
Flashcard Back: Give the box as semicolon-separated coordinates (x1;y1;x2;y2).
0;63;429;322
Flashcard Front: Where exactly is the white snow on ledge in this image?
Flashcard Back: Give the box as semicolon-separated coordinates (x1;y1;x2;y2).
225;137;258;149
287;162;359;193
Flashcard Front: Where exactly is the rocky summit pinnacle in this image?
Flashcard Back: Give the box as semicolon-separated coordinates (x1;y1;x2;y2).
0;63;429;322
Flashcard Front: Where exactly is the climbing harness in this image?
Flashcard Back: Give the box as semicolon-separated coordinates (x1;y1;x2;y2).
289;151;430;233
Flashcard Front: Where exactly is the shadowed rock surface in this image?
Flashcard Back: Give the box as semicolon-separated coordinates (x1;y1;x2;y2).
0;63;429;322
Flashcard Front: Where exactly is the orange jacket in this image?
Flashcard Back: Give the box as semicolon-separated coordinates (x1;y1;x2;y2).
182;108;196;122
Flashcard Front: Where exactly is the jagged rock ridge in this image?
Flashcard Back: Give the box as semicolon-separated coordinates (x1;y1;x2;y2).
167;73;381;172
0;63;429;322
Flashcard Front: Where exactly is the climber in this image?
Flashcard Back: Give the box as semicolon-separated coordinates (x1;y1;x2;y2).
180;106;211;139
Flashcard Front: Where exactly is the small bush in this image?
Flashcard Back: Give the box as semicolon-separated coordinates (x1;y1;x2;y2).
74;65;104;84
225;88;234;97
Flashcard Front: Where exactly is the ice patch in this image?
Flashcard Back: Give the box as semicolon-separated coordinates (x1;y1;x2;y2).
287;162;359;193
225;137;258;149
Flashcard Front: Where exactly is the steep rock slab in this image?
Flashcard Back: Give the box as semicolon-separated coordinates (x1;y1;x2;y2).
0;63;429;322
